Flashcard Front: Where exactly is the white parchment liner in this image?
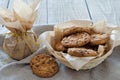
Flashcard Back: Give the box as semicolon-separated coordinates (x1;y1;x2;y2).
39;20;120;71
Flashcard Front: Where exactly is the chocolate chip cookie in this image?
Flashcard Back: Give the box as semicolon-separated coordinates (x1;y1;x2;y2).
63;27;92;37
68;48;98;57
61;32;90;47
30;54;59;78
55;42;67;51
90;33;110;45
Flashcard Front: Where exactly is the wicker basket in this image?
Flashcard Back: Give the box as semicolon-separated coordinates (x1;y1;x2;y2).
39;20;120;71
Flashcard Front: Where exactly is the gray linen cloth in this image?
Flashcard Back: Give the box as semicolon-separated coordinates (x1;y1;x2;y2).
0;25;120;80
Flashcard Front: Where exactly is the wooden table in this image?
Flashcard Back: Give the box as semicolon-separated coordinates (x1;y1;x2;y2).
0;0;120;26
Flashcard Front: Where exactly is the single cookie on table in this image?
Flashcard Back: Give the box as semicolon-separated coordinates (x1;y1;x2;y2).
61;32;90;48
90;33;110;45
67;48;98;57
63;27;92;37
30;54;59;78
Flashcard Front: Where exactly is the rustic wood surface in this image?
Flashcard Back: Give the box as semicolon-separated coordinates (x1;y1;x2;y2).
86;0;117;25
0;0;120;25
0;0;90;25
47;0;90;24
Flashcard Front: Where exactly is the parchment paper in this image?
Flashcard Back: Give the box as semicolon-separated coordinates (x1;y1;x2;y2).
0;25;120;80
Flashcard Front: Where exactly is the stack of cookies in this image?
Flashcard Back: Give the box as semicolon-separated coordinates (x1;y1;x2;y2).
54;27;110;57
38;20;114;70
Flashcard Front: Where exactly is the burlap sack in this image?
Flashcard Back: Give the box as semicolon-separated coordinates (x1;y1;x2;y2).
0;0;40;60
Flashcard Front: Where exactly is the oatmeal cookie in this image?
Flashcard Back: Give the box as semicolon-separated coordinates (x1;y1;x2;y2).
55;42;67;51
63;27;92;37
90;33;110;45
61;32;90;47
30;54;59;78
68;48;98;57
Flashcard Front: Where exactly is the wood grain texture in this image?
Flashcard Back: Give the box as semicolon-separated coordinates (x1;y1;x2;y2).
110;0;120;26
8;0;47;25
0;0;9;8
47;0;90;24
0;0;9;31
35;0;47;25
7;0;13;9
86;0;117;25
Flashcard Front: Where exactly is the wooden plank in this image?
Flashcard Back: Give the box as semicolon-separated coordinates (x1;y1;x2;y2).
86;0;117;25
8;0;47;25
34;0;47;25
0;0;9;31
0;0;9;8
110;0;120;26
7;0;13;10
47;0;90;24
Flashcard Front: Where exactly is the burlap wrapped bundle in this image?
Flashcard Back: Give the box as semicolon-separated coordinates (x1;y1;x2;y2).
39;20;120;71
0;0;40;60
